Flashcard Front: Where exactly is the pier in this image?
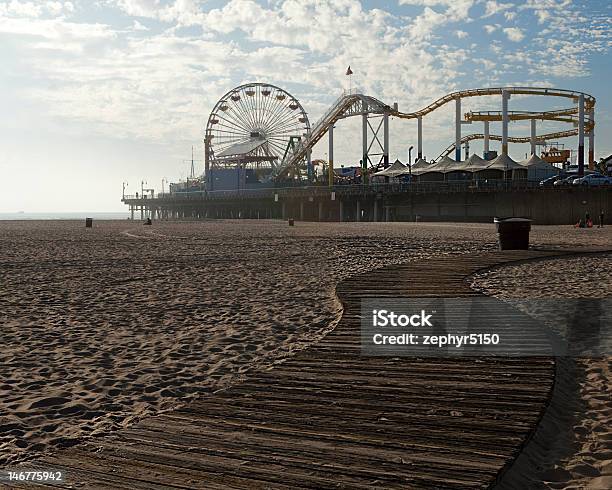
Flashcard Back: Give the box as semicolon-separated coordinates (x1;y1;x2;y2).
123;183;612;225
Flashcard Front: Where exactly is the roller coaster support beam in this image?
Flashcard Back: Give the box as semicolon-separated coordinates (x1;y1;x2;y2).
362;101;369;170
483;121;489;156
588;106;594;170
455;98;461;161
502;90;509;155
578;93;585;176
530;119;537;155
328;125;334;187
383;111;390;166
417;116;423;159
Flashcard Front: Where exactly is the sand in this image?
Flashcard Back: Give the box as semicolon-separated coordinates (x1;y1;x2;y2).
0;219;610;476
472;254;612;489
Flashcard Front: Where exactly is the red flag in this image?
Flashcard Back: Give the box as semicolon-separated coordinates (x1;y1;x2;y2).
345;66;353;76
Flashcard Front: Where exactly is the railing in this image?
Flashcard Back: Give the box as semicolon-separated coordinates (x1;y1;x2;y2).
120;180;608;204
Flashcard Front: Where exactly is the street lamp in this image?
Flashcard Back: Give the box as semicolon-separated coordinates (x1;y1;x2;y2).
408;146;414;180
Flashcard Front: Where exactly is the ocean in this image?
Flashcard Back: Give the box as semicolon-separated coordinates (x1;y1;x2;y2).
0;212;130;220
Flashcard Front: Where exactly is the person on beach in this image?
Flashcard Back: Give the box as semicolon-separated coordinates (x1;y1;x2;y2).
599;210;605;228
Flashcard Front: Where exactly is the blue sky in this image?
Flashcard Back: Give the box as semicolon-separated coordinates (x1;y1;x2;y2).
0;0;610;211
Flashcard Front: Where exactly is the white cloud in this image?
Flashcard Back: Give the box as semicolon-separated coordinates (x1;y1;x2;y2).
484;24;499;34
503;27;525;42
455;30;468;39
504;11;516;21
536;9;550;24
483;1;513;18
132;19;148;31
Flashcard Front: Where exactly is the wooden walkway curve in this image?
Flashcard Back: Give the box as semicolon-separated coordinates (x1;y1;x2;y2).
24;249;589;489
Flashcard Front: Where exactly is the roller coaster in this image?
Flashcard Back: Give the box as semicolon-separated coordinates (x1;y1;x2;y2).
203;84;596;188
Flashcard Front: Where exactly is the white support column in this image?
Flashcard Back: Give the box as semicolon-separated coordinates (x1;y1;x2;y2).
140;204;144;220
362;101;368;169
383;111;389;166
501;90;509;155
417;116;423;159
578;93;585;176
483;120;489;157
455;98;461;161
530;119;537;156
328;125;334;186
589;106;595;170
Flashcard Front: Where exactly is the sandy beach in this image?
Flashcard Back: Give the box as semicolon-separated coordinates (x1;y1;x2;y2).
0;219;610;483
472;254;612;489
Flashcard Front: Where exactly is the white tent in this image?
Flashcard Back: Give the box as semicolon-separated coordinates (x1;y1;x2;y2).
373;159;410;178
520;154;561;181
411;158;430;170
460;154;489;172
413;156;461;181
481;154;527;180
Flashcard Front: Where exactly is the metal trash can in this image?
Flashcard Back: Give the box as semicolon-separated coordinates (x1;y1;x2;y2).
288;219;295;226
494;217;532;250
85;217;93;228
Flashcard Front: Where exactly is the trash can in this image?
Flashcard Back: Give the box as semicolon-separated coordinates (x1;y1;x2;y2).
288;218;295;226
494;217;532;250
85;217;93;228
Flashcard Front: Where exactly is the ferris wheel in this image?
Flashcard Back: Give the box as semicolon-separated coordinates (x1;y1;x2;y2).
205;83;310;169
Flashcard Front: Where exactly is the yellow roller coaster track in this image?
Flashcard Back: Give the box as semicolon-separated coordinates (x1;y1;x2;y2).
391;86;595;119
435;129;581;161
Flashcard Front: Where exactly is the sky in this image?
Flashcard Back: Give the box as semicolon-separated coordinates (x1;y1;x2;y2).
1;0;611;212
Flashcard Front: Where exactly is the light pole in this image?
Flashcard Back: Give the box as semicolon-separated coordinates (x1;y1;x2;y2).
122;181;128;199
408;146;414;180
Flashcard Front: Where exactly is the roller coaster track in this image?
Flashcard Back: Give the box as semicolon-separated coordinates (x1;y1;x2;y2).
274;86;595;179
434;129;581;162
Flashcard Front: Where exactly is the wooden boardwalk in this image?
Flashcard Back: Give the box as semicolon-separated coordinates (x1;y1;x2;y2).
26;250;583;489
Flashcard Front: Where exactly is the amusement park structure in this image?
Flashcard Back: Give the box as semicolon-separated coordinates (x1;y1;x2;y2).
202;84;596;189
122;82;608;225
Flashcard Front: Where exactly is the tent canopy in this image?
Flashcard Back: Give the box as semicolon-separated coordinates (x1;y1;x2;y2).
414;155;460;175
373;159;410;177
485;153;524;171
411;158;430;170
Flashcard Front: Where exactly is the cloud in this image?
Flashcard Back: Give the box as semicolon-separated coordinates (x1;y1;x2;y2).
132;19;148;31
455;30;468;39
483;24;499;34
483;1;513;18
503;27;525;42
